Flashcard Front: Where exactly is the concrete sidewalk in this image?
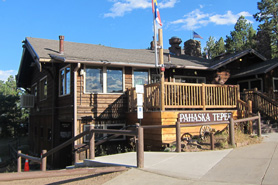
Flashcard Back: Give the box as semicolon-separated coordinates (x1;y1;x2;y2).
98;133;278;185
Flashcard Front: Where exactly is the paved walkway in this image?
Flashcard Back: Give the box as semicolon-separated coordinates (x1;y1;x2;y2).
96;133;278;185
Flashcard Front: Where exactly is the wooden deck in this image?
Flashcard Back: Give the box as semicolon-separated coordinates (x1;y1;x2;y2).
126;82;244;149
128;82;240;112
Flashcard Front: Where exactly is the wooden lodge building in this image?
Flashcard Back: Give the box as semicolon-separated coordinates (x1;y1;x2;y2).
16;35;278;167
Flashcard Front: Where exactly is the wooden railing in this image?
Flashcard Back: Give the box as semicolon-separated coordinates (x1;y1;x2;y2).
17;125;144;172
128;82;240;112
242;89;278;120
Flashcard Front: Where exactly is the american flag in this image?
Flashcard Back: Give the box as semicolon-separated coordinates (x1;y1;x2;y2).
193;31;203;39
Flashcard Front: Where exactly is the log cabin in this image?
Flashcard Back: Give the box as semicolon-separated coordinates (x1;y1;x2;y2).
16;35;278;167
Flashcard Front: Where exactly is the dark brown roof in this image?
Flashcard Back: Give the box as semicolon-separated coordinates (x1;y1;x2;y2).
26;37;211;70
231;58;278;78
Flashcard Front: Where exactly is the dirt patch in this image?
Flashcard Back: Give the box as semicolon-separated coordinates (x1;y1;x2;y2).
165;129;263;152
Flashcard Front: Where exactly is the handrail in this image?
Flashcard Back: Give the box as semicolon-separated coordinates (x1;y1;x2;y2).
17;127;140;172
242;89;278;120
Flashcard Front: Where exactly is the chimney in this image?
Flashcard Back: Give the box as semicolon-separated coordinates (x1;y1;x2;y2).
169;37;182;56
59;35;64;54
184;39;201;57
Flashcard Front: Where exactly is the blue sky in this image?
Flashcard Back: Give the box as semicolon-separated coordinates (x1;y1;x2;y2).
0;0;260;81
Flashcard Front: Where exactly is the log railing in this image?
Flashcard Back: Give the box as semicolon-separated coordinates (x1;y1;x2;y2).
128;82;240;112
242;89;278;120
17;126;143;172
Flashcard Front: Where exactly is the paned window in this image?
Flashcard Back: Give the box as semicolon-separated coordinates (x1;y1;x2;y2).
40;76;47;100
133;70;149;87
107;68;123;93
85;66;124;93
59;66;71;96
85;67;103;93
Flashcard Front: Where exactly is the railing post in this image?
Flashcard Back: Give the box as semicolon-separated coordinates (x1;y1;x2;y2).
17;150;21;173
202;83;206;110
257;112;262;137
229;118;235;147
136;123;144;168
89;124;95;160
210;132;215;150
41;150;47;172
248;100;253;134
176;121;181;153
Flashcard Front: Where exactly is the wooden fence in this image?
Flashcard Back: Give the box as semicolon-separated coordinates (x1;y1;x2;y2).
128;82;240;111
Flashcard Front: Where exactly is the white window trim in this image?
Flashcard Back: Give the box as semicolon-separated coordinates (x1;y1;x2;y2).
238;78;263;92
84;65;125;94
132;68;150;87
273;77;278;92
31;83;38;97
59;65;71;97
173;75;206;83
39;76;47;101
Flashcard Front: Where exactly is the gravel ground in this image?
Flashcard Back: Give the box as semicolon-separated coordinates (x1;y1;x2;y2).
0;171;123;185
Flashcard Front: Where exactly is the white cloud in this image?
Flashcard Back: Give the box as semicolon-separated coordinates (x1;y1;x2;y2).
170;9;253;30
104;0;178;18
0;70;16;81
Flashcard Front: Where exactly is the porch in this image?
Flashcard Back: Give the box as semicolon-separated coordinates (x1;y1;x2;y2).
126;82;246;149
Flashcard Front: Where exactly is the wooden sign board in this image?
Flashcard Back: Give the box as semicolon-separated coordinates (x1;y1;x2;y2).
178;112;232;123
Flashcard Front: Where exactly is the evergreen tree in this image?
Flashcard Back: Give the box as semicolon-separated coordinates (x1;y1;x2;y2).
212;37;226;57
0;76;28;137
225;16;256;53
254;0;278;58
203;36;216;59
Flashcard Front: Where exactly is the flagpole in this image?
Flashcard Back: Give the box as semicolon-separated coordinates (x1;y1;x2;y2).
154;15;158;68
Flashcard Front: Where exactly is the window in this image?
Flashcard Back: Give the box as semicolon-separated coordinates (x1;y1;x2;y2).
273;78;278;92
133;70;149;87
86;67;103;93
31;83;37;97
59;66;71;96
85;66;124;93
238;78;263;92
40;76;47;100
107;68;123;93
83;123;125;142
174;76;206;83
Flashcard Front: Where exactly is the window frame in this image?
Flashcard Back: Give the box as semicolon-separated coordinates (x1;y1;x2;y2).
31;83;38;97
83;123;126;142
59;65;71;97
84;65;125;94
39;76;47;101
132;69;150;87
173;75;206;84
238;78;263;92
273;77;278;92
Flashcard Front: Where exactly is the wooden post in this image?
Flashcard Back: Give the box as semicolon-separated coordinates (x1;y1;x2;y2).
89;124;95;160
229;118;235;147
210;133;215;150
202;83;206;110
158;29;165;111
257;112;262;137
41;150;47;172
136;123;144;168
248;100;253;134
176;121;181;153
17;150;21;173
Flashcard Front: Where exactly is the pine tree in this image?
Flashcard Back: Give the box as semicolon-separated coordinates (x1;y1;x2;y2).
203;36;216;59
254;0;278;58
225;16;256;53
